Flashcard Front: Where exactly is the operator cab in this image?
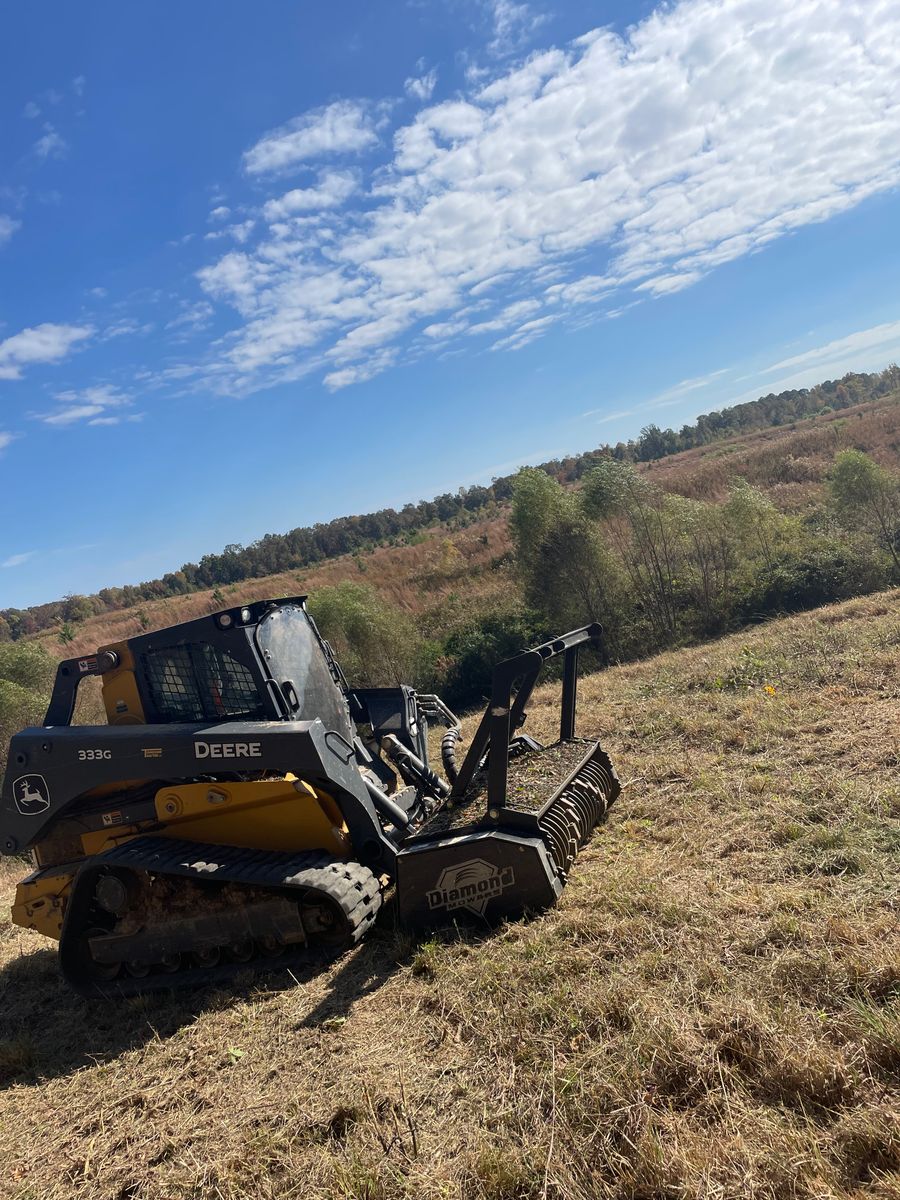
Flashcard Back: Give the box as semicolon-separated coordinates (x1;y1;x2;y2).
42;597;428;764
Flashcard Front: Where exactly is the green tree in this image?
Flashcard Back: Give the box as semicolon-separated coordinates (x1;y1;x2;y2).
722;481;787;571
0;642;55;776
441;605;545;708
510;468;627;651
580;460;681;641
509;468;571;570
62;594;93;623
308;582;430;687
671;496;737;634
740;540;885;618
829;450;900;574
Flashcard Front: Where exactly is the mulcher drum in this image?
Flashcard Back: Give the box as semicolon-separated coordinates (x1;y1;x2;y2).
395;738;620;928
428;739;600;833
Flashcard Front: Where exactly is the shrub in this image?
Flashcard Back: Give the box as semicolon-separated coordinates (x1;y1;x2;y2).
511;467;632;654
308;581;431;688
0;642;55;776
829;449;900;575
740;540;887;620
441;607;546;709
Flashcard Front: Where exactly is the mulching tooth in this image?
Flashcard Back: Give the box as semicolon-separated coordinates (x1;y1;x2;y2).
537;744;619;878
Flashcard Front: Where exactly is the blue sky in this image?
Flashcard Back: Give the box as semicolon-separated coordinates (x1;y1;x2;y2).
3;0;900;608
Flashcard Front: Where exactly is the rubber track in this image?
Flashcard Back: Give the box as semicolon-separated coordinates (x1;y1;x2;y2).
66;837;381;998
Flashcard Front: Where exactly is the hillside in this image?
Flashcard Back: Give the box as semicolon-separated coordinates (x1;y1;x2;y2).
1;590;898;1199
30;390;900;661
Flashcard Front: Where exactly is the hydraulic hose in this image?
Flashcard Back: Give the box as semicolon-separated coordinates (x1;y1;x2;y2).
381;734;450;799
363;776;411;828
440;727;462;785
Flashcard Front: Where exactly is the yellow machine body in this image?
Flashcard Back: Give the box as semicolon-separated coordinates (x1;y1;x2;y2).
98;640;147;725
12;866;74;939
13;775;349;941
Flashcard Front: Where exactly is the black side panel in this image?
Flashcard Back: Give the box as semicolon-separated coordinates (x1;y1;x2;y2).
395;829;563;928
0;720;396;871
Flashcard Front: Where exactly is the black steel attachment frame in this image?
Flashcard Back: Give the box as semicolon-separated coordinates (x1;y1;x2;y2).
43;651;120;727
449;623;604;817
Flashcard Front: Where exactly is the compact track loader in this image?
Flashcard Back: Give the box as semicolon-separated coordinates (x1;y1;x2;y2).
1;598;619;996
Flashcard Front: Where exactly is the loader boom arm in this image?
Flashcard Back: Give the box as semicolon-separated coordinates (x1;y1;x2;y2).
450;623;604;813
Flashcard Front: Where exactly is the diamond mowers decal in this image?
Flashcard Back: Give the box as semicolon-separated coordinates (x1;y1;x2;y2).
427;858;515;917
13;774;51;816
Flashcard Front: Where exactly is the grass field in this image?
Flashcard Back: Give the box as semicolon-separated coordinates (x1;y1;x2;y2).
1;591;898;1199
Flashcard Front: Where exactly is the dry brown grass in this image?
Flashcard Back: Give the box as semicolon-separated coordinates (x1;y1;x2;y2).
46;521;513;660
2;590;898;1198
646;395;900;507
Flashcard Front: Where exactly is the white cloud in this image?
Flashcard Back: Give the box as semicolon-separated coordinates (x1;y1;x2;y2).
646;368;731;408
0;432;13;452
490;314;557;351
405;66;438;102
762;320;900;376
33;124;67;160
43;404;106;425
1;552;36;569
209;205;231;222
205;219;256;244
0;215;21;247
323;348;397;392
23;101;41;119
486;0;545;57
229;220;256;243
0;323;93;380
243;101;379;175
596;409;636;425
72;75;86;96
637;271;703;297
715;318;900;405
38;384;133;426
89;413;144;426
262;170;358;220
423;318;469;339
99;318;154;341
166;301;214;333
467;298;541;336
194;0;900;391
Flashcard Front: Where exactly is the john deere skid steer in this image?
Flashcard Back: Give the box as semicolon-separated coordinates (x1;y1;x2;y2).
1;598;618;995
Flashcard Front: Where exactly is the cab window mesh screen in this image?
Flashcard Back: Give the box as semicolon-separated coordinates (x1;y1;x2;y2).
143;646;202;721
142;644;264;722
195;645;262;718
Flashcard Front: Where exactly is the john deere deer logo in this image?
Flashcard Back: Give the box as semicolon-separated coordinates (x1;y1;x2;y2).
13;775;51;816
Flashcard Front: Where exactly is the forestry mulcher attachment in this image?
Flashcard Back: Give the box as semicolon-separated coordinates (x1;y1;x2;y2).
1;599;618;996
